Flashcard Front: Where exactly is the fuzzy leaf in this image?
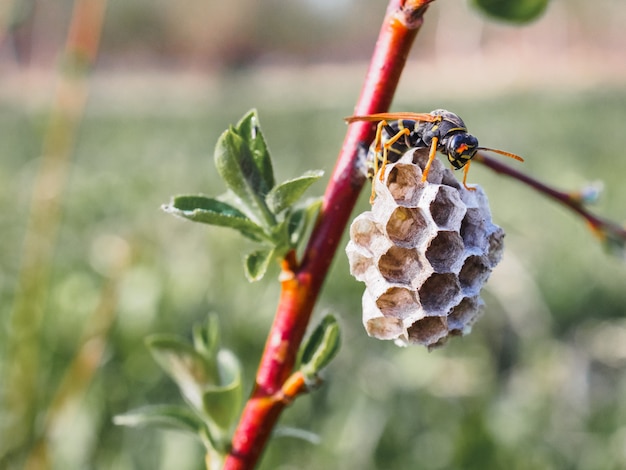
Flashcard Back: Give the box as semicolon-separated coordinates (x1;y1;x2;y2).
273;427;322;445
287;198;322;248
472;0;549;23
244;248;275;282
300;315;341;380
113;405;205;436
201;351;242;431
193;313;220;362
235;109;275;191
214;128;274;226
266;170;324;214
162;195;267;242
146;336;216;412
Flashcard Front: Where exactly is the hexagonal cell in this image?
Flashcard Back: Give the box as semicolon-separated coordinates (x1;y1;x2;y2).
386;163;423;206
350;213;383;248
460;208;487;250
378;245;423;284
385;206;429;247
425;231;465;273
486;227;505;267
406;316;448;346
365;316;405;341
467;184;491;209
418;273;461;314
410;148;444;184
447;296;483;335
375;286;420;318
346;242;373;281
429;186;466;230
363;289;406;341
440;168;462;190
459;181;487;207
458;254;491;295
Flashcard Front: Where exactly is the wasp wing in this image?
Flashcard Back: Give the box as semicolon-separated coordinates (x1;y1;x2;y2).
345;112;439;124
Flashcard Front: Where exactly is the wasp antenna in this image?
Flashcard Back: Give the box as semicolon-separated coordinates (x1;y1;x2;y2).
478;147;524;162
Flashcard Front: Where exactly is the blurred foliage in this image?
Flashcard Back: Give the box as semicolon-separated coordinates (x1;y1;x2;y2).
2;78;626;469
3;0;626;69
473;0;549;23
164;109;323;281
2;0;626;469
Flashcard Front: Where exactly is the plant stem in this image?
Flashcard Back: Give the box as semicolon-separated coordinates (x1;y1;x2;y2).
223;1;435;469
476;153;626;244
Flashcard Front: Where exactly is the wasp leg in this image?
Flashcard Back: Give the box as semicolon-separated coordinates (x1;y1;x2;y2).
462;161;477;191
421;137;439;183
379;126;410;180
369;122;410;203
369;120;387;203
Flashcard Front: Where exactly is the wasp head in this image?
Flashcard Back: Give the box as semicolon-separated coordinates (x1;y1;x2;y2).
444;133;479;170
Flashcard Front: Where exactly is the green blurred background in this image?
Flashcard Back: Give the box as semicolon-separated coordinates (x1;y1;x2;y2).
2;0;626;469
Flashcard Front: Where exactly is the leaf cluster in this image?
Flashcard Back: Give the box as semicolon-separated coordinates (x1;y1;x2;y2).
162;110;323;281
114;315;242;465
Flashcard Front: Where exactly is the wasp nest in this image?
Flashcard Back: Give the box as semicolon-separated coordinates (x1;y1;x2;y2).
346;149;504;348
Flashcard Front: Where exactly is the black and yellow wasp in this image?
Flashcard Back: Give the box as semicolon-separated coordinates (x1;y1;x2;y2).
346;109;524;200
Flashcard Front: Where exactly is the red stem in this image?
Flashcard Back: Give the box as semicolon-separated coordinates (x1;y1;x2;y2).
476;153;626;242
223;1;434;468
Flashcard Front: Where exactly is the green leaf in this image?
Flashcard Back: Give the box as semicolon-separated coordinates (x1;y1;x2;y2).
287;198;322;248
201;350;242;431
214;128;275;227
113;405;206;436
273;427;321;445
162;195;267;242
235;109;275;191
266;170;324;215
244;248;275;282
146;336;216;412
300;315;341;380
472;0;549;23
193;313;220;362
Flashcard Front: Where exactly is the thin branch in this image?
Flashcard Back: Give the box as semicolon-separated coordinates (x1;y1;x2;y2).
223;1;436;469
476;152;626;245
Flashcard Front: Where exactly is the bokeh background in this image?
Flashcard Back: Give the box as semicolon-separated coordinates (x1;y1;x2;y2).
2;1;626;469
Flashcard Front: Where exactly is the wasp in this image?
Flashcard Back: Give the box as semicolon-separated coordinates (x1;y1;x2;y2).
346;109;524;201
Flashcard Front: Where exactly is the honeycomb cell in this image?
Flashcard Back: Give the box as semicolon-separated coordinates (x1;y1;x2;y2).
429;186;466;230
418;273;461;314
440;169;462;190
487;227;505;267
460;208;487;250
459;255;491;295
425;231;464;273
362;289;407;340
411;148;444;184
376;286;420;318
448;296;483;335
406;316;448;346
378;246;422;284
350;213;383;248
365;317;405;340
385;206;428;247
346;243;373;281
387;163;423;206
